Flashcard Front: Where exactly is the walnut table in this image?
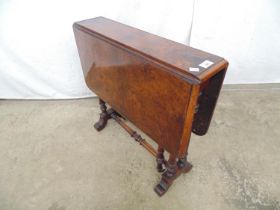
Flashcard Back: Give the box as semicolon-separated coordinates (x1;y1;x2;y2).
73;17;228;196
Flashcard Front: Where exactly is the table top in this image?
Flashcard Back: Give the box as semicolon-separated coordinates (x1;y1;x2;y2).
74;17;227;84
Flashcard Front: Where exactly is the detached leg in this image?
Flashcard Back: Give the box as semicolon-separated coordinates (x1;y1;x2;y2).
94;98;110;131
154;155;177;196
156;147;165;172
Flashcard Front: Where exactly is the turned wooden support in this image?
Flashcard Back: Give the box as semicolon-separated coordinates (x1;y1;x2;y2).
94;98;110;131
165;155;177;177
109;109;157;157
94;99;192;197
154;154;177;196
177;154;192;173
178;156;187;168
99;99;107;114
156;147;165;172
154;154;192;196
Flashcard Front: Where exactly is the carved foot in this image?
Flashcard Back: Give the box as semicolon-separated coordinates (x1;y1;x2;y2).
154;172;175;196
94;113;109;131
154;155;177;196
154;155;192;196
94;98;109;131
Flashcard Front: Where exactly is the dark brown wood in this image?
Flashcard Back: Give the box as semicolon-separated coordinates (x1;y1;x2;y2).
94;98;109;131
73;16;228;196
156;147;165;172
154;154;192;196
192;69;227;135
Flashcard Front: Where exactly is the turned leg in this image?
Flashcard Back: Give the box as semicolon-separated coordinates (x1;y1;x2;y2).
177;153;192;173
154;155;177;196
156;147;165;172
94;98;110;131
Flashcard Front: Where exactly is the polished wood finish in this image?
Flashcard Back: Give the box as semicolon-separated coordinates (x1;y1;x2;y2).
94;99;109;131
73;17;228;196
109;108;157;157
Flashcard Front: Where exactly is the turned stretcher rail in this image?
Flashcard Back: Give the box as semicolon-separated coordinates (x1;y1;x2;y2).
109;109;157;157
